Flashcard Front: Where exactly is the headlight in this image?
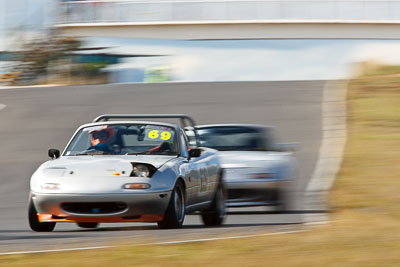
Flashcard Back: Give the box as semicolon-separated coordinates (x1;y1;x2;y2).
41;183;60;190
131;164;150;177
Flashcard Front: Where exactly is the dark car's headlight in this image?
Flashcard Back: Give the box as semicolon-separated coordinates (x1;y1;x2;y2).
130;163;156;178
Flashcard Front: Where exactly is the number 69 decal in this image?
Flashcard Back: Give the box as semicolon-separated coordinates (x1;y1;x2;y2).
144;127;174;143
148;130;171;140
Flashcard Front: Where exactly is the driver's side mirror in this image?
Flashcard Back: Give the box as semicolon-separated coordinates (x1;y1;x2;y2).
48;149;60;159
188;148;201;158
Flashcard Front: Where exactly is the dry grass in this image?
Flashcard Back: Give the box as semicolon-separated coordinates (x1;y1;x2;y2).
2;68;400;266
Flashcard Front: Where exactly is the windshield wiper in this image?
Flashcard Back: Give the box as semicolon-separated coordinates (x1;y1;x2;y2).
75;150;105;156
125;151;149;155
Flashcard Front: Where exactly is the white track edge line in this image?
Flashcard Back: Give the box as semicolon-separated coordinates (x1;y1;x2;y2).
306;80;348;192
303;80;348;218
0;246;113;256
0;229;306;256
150;229;307;245
0;104;6;110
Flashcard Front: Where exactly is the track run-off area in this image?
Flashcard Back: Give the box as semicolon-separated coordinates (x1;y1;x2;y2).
0;80;334;253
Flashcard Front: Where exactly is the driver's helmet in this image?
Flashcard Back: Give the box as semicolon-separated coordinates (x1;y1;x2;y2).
89;126;116;145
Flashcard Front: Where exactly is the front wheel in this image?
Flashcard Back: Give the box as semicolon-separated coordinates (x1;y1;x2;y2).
28;199;56;232
158;180;185;229
201;182;226;226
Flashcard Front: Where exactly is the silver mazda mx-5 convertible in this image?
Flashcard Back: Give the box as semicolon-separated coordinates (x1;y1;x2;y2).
28;114;226;231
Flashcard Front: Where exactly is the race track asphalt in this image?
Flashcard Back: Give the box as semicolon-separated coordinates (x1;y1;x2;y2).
0;81;323;253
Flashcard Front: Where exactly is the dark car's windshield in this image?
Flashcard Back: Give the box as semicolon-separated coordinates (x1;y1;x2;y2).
197;126;269;151
64;124;178;156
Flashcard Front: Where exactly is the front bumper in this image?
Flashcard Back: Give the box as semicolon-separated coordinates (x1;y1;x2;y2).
225;179;288;207
31;191;171;223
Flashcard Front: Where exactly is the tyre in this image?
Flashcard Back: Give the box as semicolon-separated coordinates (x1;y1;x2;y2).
274;188;290;213
28;199;56;232
77;222;99;229
158;180;185;229
201;181;226;226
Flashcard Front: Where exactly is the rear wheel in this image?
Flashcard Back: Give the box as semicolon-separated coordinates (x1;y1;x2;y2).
77;222;99;229
28;199;56;232
201;181;226;226
158;180;185;229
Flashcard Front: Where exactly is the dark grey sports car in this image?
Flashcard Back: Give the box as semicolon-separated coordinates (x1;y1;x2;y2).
187;124;297;211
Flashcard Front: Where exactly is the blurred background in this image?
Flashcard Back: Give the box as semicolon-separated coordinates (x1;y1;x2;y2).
3;0;400;86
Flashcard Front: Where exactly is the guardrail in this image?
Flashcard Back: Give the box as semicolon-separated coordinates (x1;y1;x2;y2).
58;0;400;25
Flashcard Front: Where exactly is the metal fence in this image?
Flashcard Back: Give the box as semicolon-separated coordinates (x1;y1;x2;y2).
58;0;400;25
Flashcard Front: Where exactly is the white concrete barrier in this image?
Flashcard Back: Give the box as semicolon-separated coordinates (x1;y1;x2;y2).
57;1;400;39
58;1;400;24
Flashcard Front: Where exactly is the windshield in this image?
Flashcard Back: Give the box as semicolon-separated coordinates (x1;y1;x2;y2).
64;124;178;156
197;126;267;151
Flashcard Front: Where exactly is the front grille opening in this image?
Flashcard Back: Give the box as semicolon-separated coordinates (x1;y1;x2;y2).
228;189;278;202
123;215;141;219
52;215;67;219
61;202;127;214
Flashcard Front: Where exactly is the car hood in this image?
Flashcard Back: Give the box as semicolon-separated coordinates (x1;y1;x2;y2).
40;155;176;177
217;151;288;181
217;151;284;168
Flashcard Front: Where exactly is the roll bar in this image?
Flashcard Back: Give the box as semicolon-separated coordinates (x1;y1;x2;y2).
92;114;197;128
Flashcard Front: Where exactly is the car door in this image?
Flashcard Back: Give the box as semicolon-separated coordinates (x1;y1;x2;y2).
180;130;212;205
178;130;201;207
182;129;219;206
187;152;209;204
201;149;220;202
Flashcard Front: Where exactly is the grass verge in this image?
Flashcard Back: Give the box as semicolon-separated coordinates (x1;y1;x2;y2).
1;68;400;266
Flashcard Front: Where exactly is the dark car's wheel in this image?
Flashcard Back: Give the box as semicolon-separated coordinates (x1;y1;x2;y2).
201;181;226;226
158;180;185;229
274;189;290;213
77;222;99;229
28;199;56;232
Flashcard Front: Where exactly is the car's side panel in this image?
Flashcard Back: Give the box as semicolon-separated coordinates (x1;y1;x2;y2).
202;148;221;202
189;154;208;203
185;148;220;206
183;160;200;207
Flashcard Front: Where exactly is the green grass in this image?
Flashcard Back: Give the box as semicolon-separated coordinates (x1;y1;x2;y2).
2;66;400;266
360;64;400;77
